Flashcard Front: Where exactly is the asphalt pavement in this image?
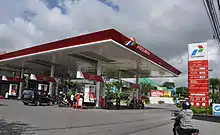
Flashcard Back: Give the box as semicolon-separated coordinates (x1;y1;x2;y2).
0;100;219;135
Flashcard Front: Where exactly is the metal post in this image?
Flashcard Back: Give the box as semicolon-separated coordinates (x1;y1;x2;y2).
96;60;101;108
18;68;24;99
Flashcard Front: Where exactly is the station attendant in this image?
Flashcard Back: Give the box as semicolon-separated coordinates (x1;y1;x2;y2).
70;94;75;106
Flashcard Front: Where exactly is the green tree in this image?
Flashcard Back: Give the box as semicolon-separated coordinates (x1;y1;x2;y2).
209;92;220;103
104;82;114;97
119;91;129;100
141;83;154;96
112;80;123;93
176;87;188;97
209;78;220;94
161;82;175;89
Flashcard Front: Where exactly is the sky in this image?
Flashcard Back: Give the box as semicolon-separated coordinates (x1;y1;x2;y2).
0;0;220;87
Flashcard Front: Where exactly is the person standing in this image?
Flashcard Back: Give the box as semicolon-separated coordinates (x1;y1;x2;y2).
116;96;120;110
70;94;75;107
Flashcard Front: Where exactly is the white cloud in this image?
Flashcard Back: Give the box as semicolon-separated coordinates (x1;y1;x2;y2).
0;0;213;53
0;0;218;87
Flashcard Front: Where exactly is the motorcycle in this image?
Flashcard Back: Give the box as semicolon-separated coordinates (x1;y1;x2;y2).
127;98;144;109
171;111;199;135
105;100;114;109
58;99;70;107
137;99;144;109
58;94;70;107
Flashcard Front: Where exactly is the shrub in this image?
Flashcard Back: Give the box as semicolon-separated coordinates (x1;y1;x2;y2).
206;106;212;115
173;95;177;102
176;104;182;108
158;101;165;104
144;97;150;104
196;107;206;114
191;106;212;115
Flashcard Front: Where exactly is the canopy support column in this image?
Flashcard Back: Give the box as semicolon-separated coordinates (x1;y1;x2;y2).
96;60;101;108
136;60;140;99
49;55;56;95
136;74;140;98
18;68;24;99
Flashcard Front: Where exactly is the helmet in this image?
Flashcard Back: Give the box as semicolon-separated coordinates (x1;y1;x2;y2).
182;100;191;110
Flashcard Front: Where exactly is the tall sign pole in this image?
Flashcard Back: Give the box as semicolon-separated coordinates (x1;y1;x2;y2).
188;42;209;107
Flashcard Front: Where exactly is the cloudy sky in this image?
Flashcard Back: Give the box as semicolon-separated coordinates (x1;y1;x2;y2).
0;0;220;87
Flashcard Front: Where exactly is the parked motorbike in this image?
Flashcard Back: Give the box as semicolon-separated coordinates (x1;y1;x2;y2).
171;112;199;135
58;99;70;107
127;98;144;109
137;99;144;109
58;94;70;107
105;100;114;109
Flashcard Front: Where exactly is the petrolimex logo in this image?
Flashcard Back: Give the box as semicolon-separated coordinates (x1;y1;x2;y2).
191;45;204;58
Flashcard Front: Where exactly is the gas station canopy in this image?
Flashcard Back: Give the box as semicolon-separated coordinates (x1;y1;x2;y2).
0;29;181;77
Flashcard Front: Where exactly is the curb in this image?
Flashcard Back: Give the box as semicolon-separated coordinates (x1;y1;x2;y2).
193;114;220;123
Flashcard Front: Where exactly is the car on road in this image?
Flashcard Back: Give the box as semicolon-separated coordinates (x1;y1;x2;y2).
21;89;53;106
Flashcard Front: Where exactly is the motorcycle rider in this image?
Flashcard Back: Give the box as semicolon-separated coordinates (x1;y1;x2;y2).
174;100;198;135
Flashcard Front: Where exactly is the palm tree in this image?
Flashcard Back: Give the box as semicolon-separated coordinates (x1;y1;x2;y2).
141;83;153;96
104;82;114;97
112;80;123;93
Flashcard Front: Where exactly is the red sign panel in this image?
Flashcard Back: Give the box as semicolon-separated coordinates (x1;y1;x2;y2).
129;83;140;89
35;75;56;82
0;76;24;83
82;72;104;82
188;60;209;107
7;77;24;82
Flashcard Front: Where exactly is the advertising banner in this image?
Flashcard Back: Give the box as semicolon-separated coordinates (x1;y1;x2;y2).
188;42;209;107
84;84;96;103
151;90;164;97
9;84;18;96
164;91;171;97
151;90;171;97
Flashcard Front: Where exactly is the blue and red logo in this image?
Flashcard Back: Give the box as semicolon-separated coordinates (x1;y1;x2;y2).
191;45;204;56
